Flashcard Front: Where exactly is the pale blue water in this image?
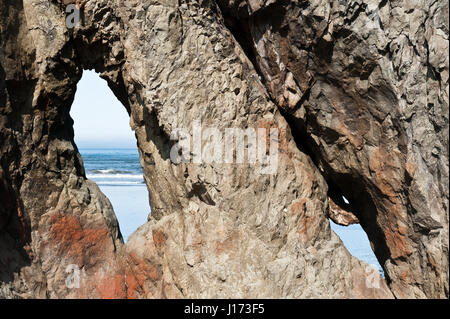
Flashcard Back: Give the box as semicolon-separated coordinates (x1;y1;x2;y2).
330;220;384;276
80;148;150;242
80;148;383;275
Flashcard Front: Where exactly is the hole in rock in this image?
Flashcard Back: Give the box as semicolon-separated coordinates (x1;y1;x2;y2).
278;107;387;279
342;195;349;204
70;70;150;242
330;220;384;277
326;184;384;276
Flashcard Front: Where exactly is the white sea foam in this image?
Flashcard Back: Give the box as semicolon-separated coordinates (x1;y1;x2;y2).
87;174;143;179
96;181;145;185
91;169;133;174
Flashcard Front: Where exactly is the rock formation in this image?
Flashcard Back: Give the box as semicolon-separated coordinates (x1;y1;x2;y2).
0;0;447;298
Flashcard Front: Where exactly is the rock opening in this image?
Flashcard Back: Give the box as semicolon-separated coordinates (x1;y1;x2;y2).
70;70;150;242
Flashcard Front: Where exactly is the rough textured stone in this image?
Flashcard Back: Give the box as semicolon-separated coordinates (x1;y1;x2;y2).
328;196;359;226
216;0;449;298
0;0;447;299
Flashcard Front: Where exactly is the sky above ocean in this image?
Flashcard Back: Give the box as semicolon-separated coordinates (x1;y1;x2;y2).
70;70;136;149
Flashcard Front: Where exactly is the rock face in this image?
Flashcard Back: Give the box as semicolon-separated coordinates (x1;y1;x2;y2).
0;0;447;299
216;0;449;298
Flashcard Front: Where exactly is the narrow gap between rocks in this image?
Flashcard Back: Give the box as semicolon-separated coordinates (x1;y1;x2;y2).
282;108;386;277
329;220;385;277
70;70;150;242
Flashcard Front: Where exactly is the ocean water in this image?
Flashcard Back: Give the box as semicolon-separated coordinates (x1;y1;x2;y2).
80;148;150;242
80;148;383;275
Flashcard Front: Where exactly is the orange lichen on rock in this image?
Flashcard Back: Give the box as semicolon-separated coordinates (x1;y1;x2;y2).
152;229;167;252
41;213;131;298
125;252;162;298
290;198;307;215
369;147;404;198
257;118;289;156
384;224;413;260
290;198;321;244
48;213;109;260
96;274;127;299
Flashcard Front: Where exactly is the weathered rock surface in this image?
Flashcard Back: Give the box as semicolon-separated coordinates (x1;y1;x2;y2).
0;0;447;299
217;0;449;298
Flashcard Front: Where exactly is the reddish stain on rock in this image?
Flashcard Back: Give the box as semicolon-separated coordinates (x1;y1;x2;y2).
96;274;127;299
290;198;307;215
384;225;413;260
291;198;321;244
152;229;167;251
48;213;110;263
42;213;131;298
125;252;162;298
257;119;290;156
215;232;237;254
